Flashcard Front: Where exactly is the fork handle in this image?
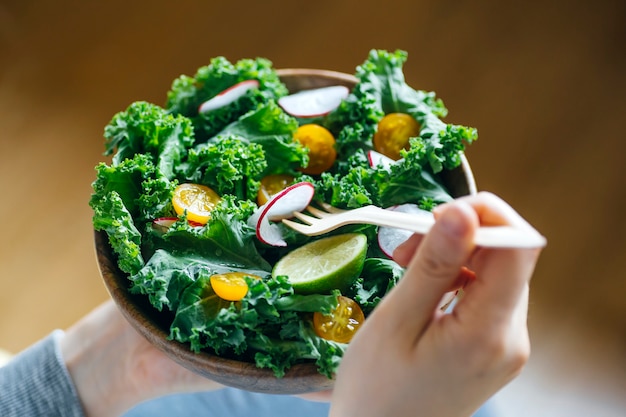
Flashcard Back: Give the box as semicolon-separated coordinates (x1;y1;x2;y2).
361;208;546;249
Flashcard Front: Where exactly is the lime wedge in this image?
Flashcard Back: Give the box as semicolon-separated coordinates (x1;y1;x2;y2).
272;233;368;294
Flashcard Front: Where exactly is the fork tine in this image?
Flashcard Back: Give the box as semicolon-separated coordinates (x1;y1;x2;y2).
291;211;319;225
281;218;310;234
317;202;345;214
305;205;332;218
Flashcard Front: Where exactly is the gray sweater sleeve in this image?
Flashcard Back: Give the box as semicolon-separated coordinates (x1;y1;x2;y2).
0;330;85;417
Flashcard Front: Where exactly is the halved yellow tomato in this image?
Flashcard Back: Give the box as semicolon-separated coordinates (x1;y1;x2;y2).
373;113;421;160
257;174;295;206
172;183;221;225
209;271;261;301
294;124;337;175
313;296;365;344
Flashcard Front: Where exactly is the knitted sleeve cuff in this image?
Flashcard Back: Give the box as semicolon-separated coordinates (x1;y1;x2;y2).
0;330;85;417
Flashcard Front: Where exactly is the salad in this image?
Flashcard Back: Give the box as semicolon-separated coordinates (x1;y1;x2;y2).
90;49;478;379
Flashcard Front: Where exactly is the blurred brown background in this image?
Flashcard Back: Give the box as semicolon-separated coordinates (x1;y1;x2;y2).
1;0;624;415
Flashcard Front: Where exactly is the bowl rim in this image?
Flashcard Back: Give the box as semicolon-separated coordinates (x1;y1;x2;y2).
277;68;359;84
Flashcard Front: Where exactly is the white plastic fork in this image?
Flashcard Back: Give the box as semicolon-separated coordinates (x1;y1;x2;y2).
282;203;547;249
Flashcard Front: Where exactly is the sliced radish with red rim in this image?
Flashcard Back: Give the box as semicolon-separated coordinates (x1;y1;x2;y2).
198;79;260;114
377;204;434;258
278;85;349;118
367;150;395;171
152;217;203;233
247;182;315;247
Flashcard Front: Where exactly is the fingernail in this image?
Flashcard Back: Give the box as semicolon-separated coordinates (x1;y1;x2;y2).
432;203;447;218
439;205;467;238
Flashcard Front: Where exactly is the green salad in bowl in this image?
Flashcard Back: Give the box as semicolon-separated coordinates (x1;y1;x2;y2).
91;49;478;394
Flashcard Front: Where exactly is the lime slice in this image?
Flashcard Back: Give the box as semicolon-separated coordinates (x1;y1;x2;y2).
272;233;368;294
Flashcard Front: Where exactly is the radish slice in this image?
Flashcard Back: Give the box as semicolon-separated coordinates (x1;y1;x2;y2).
367;150;395;170
278;85;349;118
377;204;434;258
247;182;315;246
152;217;202;233
198;79;259;113
152;217;178;233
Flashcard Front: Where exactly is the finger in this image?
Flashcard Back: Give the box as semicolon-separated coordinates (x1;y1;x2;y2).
296;389;333;402
375;200;478;340
392;233;424;267
451;193;543;327
483;283;531;381
450;192;539;231
459;246;540;329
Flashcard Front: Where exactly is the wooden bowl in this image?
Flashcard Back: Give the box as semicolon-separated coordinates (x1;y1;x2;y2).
95;69;477;395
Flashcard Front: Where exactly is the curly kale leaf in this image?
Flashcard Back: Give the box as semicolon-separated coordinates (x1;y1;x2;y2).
252;322;347;379
348;258;405;314
165;56;288;140
170;273;344;378
406;123;478;173
90;154;162;274
90;153;175;223
323;80;382;165
308;167;377;209
103;101;195;179
181;135;267;201
91;191;144;275
380;156;453;207
169;274;293;355
355;49;477;173
190;89;268;141
216;101;308;175
307;155;451;210
148;196;270;270
131;197;270;312
136;175;176;222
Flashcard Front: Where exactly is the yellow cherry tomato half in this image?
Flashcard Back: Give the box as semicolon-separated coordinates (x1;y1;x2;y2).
373;113;421;160
257;174;295;206
172;183;221;225
313;296;365;344
294;124;337;175
209;271;261;301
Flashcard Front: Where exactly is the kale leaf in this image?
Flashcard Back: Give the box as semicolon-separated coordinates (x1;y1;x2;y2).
166;57;288;142
103;102;195;180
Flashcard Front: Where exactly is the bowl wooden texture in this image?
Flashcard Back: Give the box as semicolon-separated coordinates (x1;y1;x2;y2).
95;68;477;395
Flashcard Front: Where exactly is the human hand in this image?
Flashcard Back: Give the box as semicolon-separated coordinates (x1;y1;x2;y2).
329;192;544;417
60;300;223;417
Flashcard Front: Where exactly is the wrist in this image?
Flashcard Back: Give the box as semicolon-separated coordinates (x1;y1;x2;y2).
60;301;140;417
